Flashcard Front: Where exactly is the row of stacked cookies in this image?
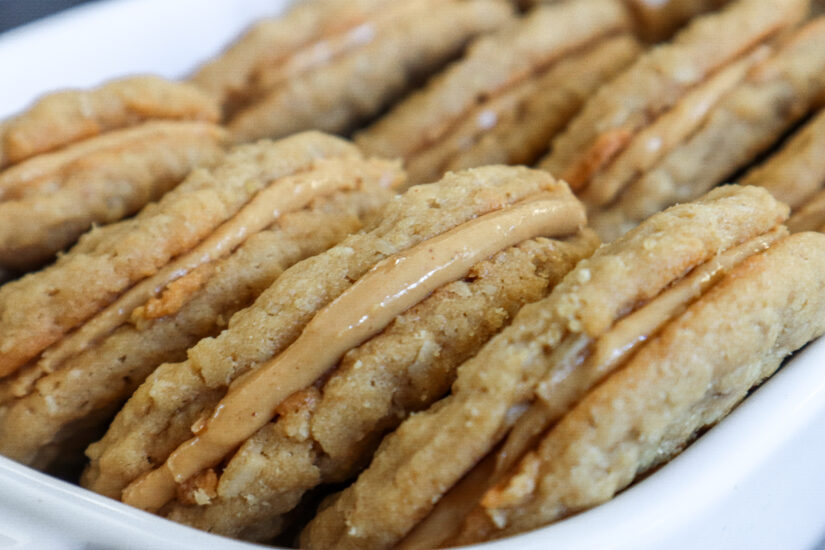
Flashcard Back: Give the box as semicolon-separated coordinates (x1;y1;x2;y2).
0;0;824;548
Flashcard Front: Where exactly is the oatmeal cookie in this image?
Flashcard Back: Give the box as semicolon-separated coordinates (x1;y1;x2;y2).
191;0;512;143
539;0;807;199
451;229;825;543
589;17;825;241
82;166;594;542
0;76;225;272
0;133;400;471
355;0;639;185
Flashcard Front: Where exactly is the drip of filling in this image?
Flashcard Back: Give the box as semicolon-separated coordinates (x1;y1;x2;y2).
122;190;586;512
10;157;386;397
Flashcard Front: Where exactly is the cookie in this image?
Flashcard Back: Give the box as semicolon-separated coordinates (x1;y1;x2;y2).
355;0;639;185
589;16;825;241
0;133;400;472
450;228;825;544
300;185;792;550
624;0;731;41
519;0;730;41
740;107;825;212
192;0;512;143
81;166;595;542
0;76;225;273
0;76;220;168
787;188;825;232
538;0;806;226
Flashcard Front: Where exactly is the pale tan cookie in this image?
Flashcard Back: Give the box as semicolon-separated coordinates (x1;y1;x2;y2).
0;76;225;273
356;0;639;185
539;0;807;194
0;134;400;472
452;228;825;543
300;185;789;550
192;0;513;143
740;107;825;210
0;132;368;379
0;122;226;272
82;167;592;543
589;17;825;241
0;75;220;168
787;188;825;232
519;0;731;41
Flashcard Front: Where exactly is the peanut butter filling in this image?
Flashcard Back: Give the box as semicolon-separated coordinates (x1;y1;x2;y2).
122;191;586;512
7;157;393;399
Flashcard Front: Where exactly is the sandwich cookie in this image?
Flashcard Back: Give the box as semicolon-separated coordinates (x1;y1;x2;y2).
449;211;825;543
0;76;225;273
537;0;808;241
191;0;513;143
589;16;825;241
0;132;400;471
355;0;640;186
83;166;595;542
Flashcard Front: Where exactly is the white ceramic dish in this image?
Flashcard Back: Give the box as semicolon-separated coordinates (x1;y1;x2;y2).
1;2;824;549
